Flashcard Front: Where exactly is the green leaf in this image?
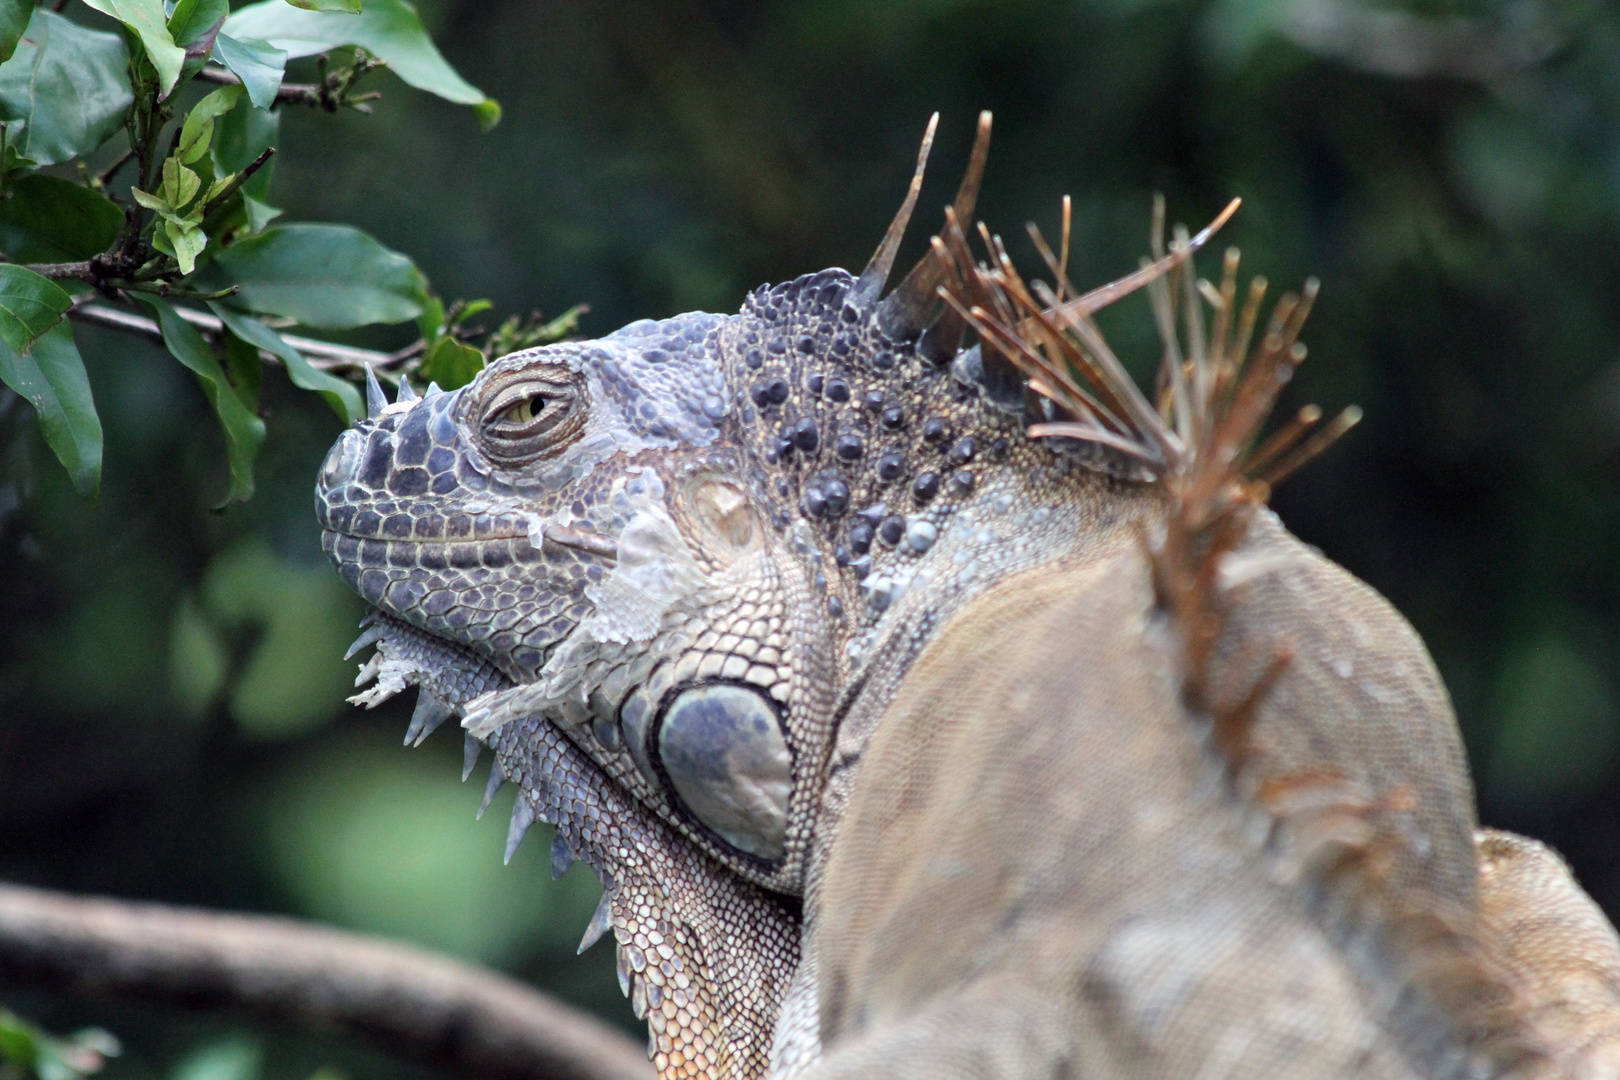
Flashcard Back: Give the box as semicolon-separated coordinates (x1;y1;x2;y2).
169;0;229;47
177;82;242;165
414;292;443;340
0;0;28;64
161;157;202;208
0;176;123;263
418;334;483;390
0;320;101;499
0;264;70;352
81;0;186;96
167;219;206;274
212;88;278;175
222;0;498;121
473;97;500;132
168;0;228;78
199;222;426;329
453;298;492;324
0;10;132;167
219;325;261;411
287;0;362;11
203;173;235;203
212;33;286;110
242;194;281;232
130;187;168;212
138;295;265;505
210;301;362;423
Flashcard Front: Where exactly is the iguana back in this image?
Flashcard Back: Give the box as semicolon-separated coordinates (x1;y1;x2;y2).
811;512;1484;1078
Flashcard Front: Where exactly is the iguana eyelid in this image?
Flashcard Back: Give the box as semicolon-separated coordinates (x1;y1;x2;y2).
471;369;589;464
481;379;576;430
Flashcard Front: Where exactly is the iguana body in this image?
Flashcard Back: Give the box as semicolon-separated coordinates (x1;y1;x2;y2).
314;115;1620;1079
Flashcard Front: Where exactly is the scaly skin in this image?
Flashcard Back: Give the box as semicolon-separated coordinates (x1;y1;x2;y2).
315;119;1620;1079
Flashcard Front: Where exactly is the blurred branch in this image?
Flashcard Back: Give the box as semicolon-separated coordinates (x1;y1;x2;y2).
196;52;385;113
69;302;403;374
0;882;652;1080
1276;0;1563;80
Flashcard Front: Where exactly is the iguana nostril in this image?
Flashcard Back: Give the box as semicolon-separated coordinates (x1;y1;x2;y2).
357;432;394;489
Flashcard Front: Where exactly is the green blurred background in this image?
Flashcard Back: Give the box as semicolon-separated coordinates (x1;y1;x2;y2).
6;0;1620;1075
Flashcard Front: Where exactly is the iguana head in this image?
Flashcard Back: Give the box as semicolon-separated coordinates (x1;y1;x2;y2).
313;113;1182;1078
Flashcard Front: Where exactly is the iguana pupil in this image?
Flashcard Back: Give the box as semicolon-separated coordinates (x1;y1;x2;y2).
501;396;541;424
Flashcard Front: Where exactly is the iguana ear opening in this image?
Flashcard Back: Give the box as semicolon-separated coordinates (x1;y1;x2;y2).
683;473;760;560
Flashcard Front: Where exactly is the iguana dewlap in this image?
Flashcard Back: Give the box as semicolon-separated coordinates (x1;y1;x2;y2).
314;113;1620;1079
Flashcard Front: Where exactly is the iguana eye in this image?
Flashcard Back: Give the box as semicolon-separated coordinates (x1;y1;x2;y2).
474;368;587;464
499;394;547;424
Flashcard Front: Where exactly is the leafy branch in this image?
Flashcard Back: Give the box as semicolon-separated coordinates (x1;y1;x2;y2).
193;48;385;113
0;0;540;510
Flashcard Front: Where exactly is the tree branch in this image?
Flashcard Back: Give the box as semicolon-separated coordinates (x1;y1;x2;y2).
27;261;94;280
196;62;383;113
69;301;399;374
0;882;652;1080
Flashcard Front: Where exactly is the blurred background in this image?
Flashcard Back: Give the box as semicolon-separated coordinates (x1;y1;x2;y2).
6;0;1620;1075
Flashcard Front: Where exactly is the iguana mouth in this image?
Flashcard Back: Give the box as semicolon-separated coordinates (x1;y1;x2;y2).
317;525;618;558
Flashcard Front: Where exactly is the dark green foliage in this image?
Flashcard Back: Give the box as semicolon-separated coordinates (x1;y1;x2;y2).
0;178;122;263
0;1009;118;1080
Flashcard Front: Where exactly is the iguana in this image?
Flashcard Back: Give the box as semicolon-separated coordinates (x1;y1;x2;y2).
315;113;1620;1080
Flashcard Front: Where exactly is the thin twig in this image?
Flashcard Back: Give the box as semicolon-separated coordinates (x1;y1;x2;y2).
0;881;652;1080
70;302;398;372
197;55;385;113
201;146;276;220
194;66;330;109
24;261;93;280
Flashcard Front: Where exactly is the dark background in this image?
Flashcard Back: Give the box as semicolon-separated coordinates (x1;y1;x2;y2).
5;0;1620;1076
